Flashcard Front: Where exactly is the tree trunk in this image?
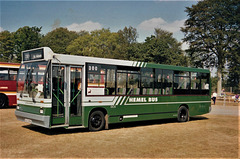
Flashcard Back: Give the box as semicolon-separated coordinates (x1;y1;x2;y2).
217;69;222;96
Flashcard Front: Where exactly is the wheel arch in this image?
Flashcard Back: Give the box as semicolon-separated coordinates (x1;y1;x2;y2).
179;104;189;110
89;107;108;117
86;107;108;129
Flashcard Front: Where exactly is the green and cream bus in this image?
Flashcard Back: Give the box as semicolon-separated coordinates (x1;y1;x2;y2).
15;47;211;131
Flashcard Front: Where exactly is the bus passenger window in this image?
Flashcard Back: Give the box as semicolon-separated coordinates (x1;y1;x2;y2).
9;69;18;80
127;73;139;95
200;73;210;95
0;68;9;80
106;68;116;95
141;68;154;95
191;72;200;90
162;70;173;95
117;72;127;95
155;69;162;95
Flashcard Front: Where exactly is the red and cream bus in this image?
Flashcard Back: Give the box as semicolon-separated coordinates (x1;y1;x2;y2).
0;62;20;108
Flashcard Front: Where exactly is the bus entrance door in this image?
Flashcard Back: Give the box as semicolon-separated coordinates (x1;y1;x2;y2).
52;65;66;126
69;66;82;126
51;65;83;127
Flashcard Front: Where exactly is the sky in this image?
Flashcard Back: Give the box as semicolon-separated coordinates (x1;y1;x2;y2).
0;0;198;49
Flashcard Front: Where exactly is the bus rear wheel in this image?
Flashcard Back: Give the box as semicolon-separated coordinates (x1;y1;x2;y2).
0;94;8;108
89;111;105;131
177;106;189;122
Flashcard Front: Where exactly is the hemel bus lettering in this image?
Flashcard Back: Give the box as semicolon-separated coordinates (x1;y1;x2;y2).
129;97;147;102
128;97;158;103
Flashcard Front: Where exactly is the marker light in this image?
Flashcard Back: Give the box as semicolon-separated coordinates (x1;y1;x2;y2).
40;107;44;114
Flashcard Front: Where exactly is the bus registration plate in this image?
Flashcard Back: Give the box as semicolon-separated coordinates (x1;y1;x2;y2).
24;119;32;124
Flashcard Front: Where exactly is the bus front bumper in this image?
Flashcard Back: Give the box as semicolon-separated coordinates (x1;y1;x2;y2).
15;110;50;128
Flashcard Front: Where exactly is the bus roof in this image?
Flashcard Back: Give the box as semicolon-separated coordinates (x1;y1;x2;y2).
22;47;210;74
146;63;210;73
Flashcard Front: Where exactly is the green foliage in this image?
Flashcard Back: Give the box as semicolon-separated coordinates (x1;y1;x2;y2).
226;42;240;93
67;28;127;59
40;27;79;54
14;26;42;62
0;31;16;62
181;0;240;93
182;0;239;70
1;26;188;68
130;28;188;66
118;26;138;45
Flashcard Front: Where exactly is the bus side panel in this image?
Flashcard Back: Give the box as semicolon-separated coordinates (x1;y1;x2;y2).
0;80;17;106
7;95;17;106
82;95;211;127
0;80;17;91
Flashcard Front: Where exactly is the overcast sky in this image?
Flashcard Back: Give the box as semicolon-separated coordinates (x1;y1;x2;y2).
1;0;198;48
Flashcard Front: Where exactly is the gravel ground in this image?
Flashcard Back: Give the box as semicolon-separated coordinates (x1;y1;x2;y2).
0;105;239;158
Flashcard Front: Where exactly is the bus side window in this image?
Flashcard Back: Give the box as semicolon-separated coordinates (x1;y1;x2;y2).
155;69;162;95
127;73;139;95
141;68;154;95
173;71;190;95
162;70;173;95
106;67;116;95
9;69;18;81
117;72;127;95
0;68;9;80
200;73;210;95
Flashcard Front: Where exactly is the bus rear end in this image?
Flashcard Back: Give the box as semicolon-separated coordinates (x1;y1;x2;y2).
0;62;20;108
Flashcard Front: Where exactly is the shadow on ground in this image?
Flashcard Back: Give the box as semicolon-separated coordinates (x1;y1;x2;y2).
23;116;208;135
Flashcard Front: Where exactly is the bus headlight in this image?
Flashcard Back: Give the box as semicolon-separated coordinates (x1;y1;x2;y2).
40;107;44;114
16;106;20;110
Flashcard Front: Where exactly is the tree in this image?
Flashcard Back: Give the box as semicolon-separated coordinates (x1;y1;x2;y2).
40;27;79;54
0;31;16;62
118;26;139;60
118;26;138;45
14;26;42;62
181;0;240;95
135;28;188;66
227;43;240;93
67;28;125;59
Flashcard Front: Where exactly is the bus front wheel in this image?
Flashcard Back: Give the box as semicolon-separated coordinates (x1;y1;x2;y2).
177;106;189;122
89;111;105;131
0;94;8;108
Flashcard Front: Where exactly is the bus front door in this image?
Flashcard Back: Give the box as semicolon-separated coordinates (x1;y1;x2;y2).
52;65;66;126
51;65;83;127
69;66;82;126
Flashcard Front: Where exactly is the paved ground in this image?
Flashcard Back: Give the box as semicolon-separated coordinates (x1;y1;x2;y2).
0;105;239;158
210;105;239;116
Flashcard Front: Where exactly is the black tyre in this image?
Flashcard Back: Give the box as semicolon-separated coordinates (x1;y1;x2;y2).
89;111;105;131
0;94;8;108
177;106;189;122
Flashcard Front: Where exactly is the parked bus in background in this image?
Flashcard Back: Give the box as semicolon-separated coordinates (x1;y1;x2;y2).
15;47;211;131
0;62;20;108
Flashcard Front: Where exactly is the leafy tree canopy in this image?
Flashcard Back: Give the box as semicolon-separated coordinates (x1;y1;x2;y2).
130;28;188;66
0;31;16;62
40;27;79;54
67;28;130;59
181;0;240;93
14;26;42;62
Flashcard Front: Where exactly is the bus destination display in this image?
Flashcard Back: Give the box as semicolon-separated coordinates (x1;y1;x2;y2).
23;49;44;61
